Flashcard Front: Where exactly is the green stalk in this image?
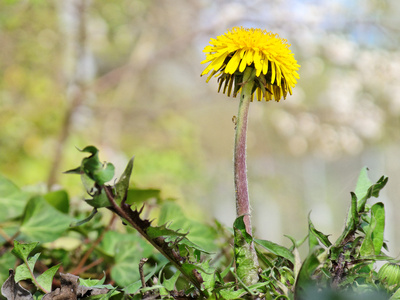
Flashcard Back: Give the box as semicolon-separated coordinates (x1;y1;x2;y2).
233;67;259;285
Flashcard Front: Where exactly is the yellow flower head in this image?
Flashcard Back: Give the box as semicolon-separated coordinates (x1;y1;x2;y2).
201;27;300;102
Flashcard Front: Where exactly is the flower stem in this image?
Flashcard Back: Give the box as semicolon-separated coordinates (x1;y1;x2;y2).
234;67;256;235
233;67;259;285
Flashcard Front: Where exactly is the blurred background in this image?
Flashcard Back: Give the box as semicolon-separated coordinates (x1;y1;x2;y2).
1;0;399;254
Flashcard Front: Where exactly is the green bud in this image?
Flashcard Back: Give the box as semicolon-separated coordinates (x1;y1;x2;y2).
378;262;400;291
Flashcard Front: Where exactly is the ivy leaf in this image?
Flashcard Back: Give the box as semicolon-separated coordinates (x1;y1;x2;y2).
11;241;38;262
15;253;40;283
20;196;72;242
0;174;31;222
44;190;69;214
36;264;60;292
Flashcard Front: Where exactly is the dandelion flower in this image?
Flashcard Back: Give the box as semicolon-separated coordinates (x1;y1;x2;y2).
201;27;300;286
201;27;300;101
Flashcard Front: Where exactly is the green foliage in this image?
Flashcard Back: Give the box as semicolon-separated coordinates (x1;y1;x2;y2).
0;174;30;223
20;196;72;242
11;241;60;293
1;150;399;300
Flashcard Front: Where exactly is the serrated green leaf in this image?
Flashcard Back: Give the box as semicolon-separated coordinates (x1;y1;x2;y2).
360;202;385;256
181;262;201;275
197;260;216;290
371;202;385;254
146;224;187;240
20;196;72;242
0;174;31;222
36;264;60;292
44;190;69;214
85;189;110;208
115;157;134;204
336;192;359;249
357;173;388;213
233;216;259;286
11;241;39;262
15;253;40;283
233;216;253;245
360;227;376;257
156;202;218;253
219;287;246;299
162;270;181;291
254;239;295;264
308;216;332;248
354;167;372;202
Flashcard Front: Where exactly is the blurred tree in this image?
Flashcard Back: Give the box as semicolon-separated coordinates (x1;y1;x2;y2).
1;0;400;252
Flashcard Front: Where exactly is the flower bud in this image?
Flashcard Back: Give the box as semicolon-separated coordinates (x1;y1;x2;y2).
378;262;400;291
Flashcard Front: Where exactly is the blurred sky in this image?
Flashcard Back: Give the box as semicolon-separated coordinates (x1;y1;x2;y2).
1;0;400;254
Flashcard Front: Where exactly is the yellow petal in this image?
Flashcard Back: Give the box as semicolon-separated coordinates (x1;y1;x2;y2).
254;50;263;76
239;51;248;72
246;49;254;65
205;70;217;82
209;52;229;71
275;63;282;86
270;61;276;84
262;59;269;75
225;50;242;74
